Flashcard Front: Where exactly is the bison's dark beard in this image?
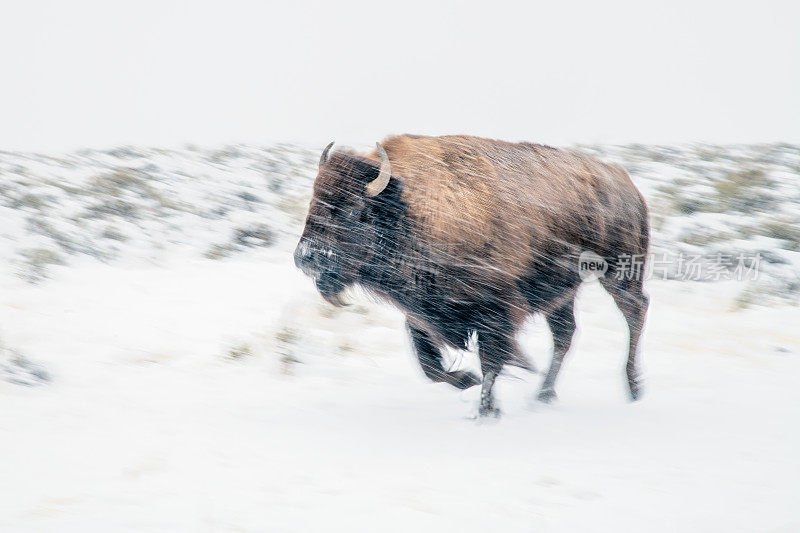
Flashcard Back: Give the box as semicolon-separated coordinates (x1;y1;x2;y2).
315;271;348;307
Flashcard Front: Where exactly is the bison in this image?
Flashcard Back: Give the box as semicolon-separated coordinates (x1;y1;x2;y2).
294;134;649;417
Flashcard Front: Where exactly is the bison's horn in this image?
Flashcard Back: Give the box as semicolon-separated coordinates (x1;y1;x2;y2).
366;142;391;197
319;141;335;168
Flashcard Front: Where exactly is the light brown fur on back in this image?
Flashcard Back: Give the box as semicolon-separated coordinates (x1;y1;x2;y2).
364;134;647;283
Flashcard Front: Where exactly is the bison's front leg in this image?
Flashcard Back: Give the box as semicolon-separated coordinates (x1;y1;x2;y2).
476;330;515;418
407;323;480;389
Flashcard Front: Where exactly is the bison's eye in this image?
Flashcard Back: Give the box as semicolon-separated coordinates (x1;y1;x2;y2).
348;208;361;218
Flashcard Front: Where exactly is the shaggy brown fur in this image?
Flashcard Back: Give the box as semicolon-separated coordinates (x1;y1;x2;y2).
295;134;649;416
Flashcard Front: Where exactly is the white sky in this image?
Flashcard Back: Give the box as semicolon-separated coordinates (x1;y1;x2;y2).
1;0;798;151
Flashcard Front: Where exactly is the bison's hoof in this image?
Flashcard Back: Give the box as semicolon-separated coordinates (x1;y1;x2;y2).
628;383;643;401
446;370;481;390
478;403;502;418
537;388;558;403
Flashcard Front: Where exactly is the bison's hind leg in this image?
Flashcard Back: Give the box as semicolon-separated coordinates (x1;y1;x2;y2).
516;268;580;403
599;276;649;401
537;298;577;403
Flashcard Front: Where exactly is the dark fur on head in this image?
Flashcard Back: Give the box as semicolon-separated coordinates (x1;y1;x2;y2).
294;150;407;306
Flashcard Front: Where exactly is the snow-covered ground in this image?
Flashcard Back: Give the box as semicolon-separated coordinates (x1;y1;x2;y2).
1;250;799;532
1;143;799;531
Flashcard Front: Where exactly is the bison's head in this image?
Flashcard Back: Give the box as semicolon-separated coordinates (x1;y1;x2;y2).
294;142;398;306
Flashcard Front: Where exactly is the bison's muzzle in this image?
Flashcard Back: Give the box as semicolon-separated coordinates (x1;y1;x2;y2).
293;239;321;276
294;240;348;307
